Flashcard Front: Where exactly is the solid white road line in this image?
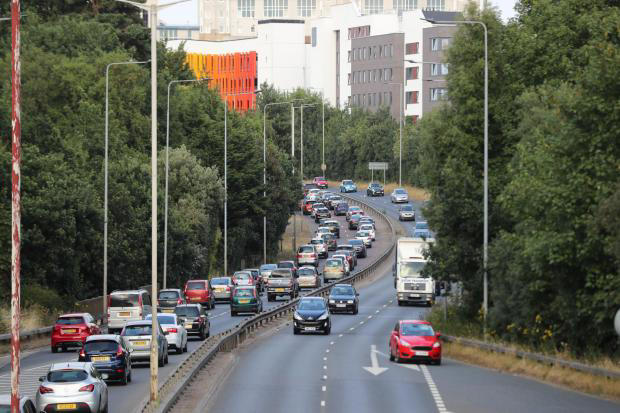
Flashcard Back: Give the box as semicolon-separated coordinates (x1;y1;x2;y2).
322;386;326;392
421;365;451;413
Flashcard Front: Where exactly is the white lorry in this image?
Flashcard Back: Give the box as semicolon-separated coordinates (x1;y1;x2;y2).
393;237;435;306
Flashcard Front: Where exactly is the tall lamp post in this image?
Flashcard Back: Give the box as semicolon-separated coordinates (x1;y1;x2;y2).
115;0;190;402
164;77;209;290
103;59;149;327
299;103;318;184
423;17;489;326
384;81;403;186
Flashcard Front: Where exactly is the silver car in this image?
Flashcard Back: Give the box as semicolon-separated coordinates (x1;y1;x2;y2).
107;289;152;334
146;313;187;354
121;320;169;366
310;237;328;258
36;362;108;413
211;276;234;301
259;263;278;286
391;188;409;203
359;223;376;241
398;204;416;221
298;266;321;289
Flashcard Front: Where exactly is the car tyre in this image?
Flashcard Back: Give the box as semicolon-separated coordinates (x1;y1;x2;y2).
389;347;395;361
324;325;331;335
51;346;58;354
183;340;188;353
158;355;164;367
128;366;132;382
353;306;358;315
199;327;206;341
293;327;300;335
398;300;403;306
121;370;128;385
101;400;108;413
231;310;237;316
176;344;183;355
433;358;442;366
165;350;169;364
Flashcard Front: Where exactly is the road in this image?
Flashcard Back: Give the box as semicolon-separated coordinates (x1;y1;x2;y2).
207;187;620;413
0;196;390;412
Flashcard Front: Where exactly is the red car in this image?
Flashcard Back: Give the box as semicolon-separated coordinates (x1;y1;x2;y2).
303;200;316;215
389;320;442;365
51;313;101;353
313;176;328;189
184;279;215;309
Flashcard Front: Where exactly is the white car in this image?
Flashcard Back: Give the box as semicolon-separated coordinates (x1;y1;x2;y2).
356;230;372;248
310;237;328;258
359;223;376;240
146;313;187;354
390;188;409;203
311;203;326;218
332;254;351;274
315;227;332;238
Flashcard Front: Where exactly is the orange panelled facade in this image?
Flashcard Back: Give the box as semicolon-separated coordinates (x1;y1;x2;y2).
186;52;258;112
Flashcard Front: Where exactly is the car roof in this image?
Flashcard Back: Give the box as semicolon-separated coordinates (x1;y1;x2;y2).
50;361;91;371
333;283;353;288
299;266;317;270
57;313;90;318
279;260;295;264
186;279;208;282
300;296;325;301
234;285;256;290
400;320;431;326
111;290;147;294
159;288;182;293
212;276;232;280
176;304;201;308
124;320;154;326
85;334;120;343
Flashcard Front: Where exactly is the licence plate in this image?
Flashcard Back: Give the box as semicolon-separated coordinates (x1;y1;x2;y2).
119;311;131;317
132;341;147;346
410;294;421;298
185;324;193;329
239;299;250;304
57;404;77;410
304;327;316;331
62;329;77;334
162;309;174;313
336;304;346;308
276;288;285;292
92;356;110;362
190;297;200;302
415;351;429;356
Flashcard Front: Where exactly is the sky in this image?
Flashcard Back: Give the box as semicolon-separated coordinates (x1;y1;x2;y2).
158;0;518;26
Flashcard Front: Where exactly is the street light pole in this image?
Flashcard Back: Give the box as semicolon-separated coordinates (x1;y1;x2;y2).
423;18;489;326
299;103;318;185
115;0;190;402
164;78;208;289
385;82;403;186
104;60;148;326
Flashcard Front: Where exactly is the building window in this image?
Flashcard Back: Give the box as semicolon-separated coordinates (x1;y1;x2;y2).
237;0;255;17
394;0;417;12
298;0;316;17
383;67;393;80
390;44;393;57
348;51;351;62
348;73;351;85
431;37;451;51
406;91;419;104
312;27;317;47
405;42;419;54
406;66;419;80
264;0;288;17
348;25;371;39
427;0;445;11
430;88;448;101
431;63;449;76
378;93;382;105
364;0;383;15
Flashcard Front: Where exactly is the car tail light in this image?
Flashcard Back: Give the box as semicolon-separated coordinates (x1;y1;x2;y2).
116;345;124;357
157;300;161;305
39;385;54;394
225;286;231;292
177;298;183;304
79;384;95;392
167;328;178;333
79;348;85;359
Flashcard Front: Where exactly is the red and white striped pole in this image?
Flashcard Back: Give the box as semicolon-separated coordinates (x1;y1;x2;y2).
10;1;22;412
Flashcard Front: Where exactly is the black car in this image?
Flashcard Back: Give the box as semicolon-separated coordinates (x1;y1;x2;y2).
366;182;384;197
79;334;132;385
348;239;367;258
349;214;362;230
335;202;349;216
328;284;359;314
314;207;331;222
157;288;185;312
174;304;210;340
293;297;331;335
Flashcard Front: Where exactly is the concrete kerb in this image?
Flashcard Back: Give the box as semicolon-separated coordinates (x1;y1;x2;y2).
141;192;396;413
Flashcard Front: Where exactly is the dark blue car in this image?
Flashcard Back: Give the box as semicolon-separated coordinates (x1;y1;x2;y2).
335;202;349;216
293;297;331;335
328;284;359;314
79;334;132;385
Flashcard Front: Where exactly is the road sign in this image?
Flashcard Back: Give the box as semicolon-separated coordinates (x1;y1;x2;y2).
321;163;327;171
368;162;388;170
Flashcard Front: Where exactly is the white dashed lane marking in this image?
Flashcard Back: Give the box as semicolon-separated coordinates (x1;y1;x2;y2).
421;364;452;413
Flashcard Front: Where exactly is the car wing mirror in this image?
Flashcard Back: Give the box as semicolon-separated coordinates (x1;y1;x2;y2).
435;332;442;338
39;376;45;382
356;293;359;297
164;331;169;335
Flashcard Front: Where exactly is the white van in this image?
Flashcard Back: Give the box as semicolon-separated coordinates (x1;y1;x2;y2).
107;289;151;334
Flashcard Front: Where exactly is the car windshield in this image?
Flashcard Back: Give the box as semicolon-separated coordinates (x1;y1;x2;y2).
278;262;294;268
270;270;291;279
311;239;324;245
158;291;179;299
110;294;140;307
260;264;277;271
234;272;251;279
357;231;370;237
56;316;85;325
400;262;428;278
122;325;152;336
211;278;230;285
298;300;326;311
343;180;353;185
318;208;329;213
414;230;430;238
360;225;373;231
371;183;381;188
331;196;342;201
331;286;354;295
322;234;334;241
234;289;254;297
298;268;316;276
401;205;414;211
401;323;434;337
186;282;206;290
174;307;200;317
338;203;349;209
146;315;176;324
349;240;363;246
416;222;429;230
325;260;342;267
47;369;88;383
316;177;325;181
395;189;407;194
317;228;330;233
84;340;118;353
299;246;314;253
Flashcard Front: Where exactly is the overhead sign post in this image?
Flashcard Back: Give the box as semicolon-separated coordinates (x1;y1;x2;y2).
369;162;388;186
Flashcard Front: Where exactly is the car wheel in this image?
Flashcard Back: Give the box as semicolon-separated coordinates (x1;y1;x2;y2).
324;325;331;335
293;327;300;335
51;346;58;354
353;306;358;315
389;346;395;361
165;349;169;364
128;366;132;382
183;340;188;353
398;300;403;306
231;310;237;316
176;344;183;355
158;355;164;367
121;370;128;385
199;327;206;341
433;358;442;366
395;352;402;364
101;399;108;413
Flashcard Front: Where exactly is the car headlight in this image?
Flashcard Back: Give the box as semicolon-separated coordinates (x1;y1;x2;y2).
399;339;411;348
433;341;441;348
318;312;329;320
329;299;335;304
293;312;303;321
347;300;353;304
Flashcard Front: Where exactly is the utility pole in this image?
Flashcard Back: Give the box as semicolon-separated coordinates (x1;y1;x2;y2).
10;1;21;412
291;104;296;252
